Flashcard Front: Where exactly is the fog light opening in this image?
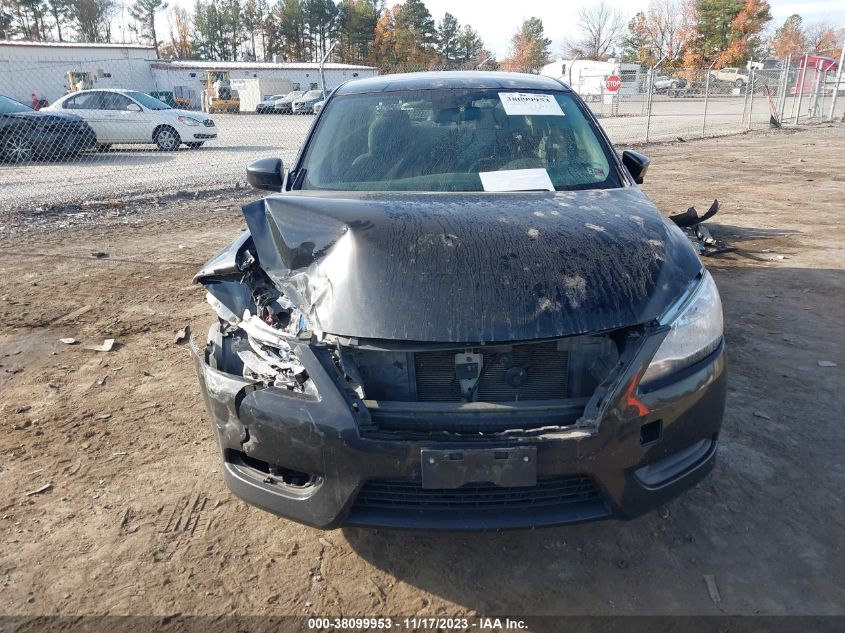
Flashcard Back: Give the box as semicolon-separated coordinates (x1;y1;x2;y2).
228;450;321;489
640;420;663;446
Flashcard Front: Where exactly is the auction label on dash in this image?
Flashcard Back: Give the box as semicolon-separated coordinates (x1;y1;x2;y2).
499;92;564;116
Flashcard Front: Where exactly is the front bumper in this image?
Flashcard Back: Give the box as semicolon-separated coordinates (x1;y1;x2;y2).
192;336;726;530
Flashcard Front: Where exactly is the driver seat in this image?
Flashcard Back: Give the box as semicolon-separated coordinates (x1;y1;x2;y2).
348;110;413;181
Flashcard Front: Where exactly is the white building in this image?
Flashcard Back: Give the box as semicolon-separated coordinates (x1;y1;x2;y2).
149;60;377;110
0;41;377;108
0;41;157;104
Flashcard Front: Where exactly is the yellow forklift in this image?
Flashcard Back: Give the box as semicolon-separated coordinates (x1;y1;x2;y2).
66;70;95;92
201;71;240;113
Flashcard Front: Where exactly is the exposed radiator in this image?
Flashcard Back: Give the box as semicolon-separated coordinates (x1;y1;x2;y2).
414;341;569;403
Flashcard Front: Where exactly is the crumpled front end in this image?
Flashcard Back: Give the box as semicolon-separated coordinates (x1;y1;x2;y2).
191;192;725;530
191;315;725;530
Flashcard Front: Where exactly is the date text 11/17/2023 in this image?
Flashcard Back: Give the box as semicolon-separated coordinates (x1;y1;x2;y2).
307;617;528;629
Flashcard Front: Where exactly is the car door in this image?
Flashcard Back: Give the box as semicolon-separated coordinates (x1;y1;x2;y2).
61;91;106;140
99;92;150;142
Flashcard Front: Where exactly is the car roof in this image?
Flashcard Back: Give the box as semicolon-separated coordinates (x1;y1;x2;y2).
335;71;571;96
68;88;133;93
60;88;136;98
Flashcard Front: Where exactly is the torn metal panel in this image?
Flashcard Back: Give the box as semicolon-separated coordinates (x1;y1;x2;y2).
242;188;702;343
669;200;735;257
669;199;719;228
193;230;252;282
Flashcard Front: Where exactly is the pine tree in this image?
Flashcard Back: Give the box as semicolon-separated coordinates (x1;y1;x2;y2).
70;0;115;42
47;0;71;41
129;0;168;56
456;24;483;62
335;0;378;63
394;0;437;66
505;17;551;70
436;12;460;63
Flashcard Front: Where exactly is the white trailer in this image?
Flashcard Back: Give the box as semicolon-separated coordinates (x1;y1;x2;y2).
541;58;642;102
232;77;295;112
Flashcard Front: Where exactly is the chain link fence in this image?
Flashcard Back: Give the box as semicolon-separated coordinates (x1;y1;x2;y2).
1;52;843;213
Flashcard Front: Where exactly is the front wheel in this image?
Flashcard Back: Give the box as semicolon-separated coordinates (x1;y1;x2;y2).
154;126;181;151
734;79;745;88
186;142;204;149
3;135;33;163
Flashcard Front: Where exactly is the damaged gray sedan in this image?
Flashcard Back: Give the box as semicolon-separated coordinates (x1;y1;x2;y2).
192;72;726;530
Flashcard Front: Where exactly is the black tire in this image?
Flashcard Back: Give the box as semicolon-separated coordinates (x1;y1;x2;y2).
186;142;204;149
3;135;33;164
154;126;181;151
734;79;745;88
96;143;111;152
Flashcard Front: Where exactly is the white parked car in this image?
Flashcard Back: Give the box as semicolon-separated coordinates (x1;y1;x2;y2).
256;94;285;114
44;89;216;151
312;99;325;114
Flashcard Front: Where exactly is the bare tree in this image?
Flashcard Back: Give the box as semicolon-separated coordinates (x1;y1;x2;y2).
164;5;192;58
565;0;627;60
804;21;845;57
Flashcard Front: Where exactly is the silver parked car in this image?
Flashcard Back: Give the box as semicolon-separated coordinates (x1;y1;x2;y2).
291;90;324;114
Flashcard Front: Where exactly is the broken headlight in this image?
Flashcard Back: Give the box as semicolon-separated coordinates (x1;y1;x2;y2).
640;271;723;386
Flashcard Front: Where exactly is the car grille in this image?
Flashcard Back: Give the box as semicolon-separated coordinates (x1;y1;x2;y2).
414;341;569;402
346;475;609;528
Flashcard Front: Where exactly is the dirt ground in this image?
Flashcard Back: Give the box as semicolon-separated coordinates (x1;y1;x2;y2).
1;125;844;620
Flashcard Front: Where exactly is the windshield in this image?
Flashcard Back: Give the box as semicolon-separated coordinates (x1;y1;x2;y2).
297;88;623;192
124;91;171;110
301;90;323;100
284;91;304;100
0;95;34;114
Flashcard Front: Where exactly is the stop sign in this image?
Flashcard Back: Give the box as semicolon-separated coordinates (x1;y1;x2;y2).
606;75;622;92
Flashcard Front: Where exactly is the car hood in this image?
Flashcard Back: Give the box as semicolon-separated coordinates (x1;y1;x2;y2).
168;109;209;120
239;188;702;343
6;110;85;124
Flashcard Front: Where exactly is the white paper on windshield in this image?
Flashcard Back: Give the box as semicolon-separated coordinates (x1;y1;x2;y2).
479;168;555;192
499;92;565;116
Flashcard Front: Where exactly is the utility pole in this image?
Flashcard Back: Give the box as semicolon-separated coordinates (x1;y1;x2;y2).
319;42;337;100
828;40;845;122
645;55;666;143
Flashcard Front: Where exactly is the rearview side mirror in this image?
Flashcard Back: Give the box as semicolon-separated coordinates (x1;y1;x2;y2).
247;157;284;192
622;150;650;185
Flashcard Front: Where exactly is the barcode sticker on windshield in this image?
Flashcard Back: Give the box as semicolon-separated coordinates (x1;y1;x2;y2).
499;93;564;116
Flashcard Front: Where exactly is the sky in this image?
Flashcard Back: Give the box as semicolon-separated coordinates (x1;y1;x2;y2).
419;0;845;58
150;0;845;60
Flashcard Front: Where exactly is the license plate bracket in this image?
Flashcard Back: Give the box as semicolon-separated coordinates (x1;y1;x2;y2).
420;446;537;489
